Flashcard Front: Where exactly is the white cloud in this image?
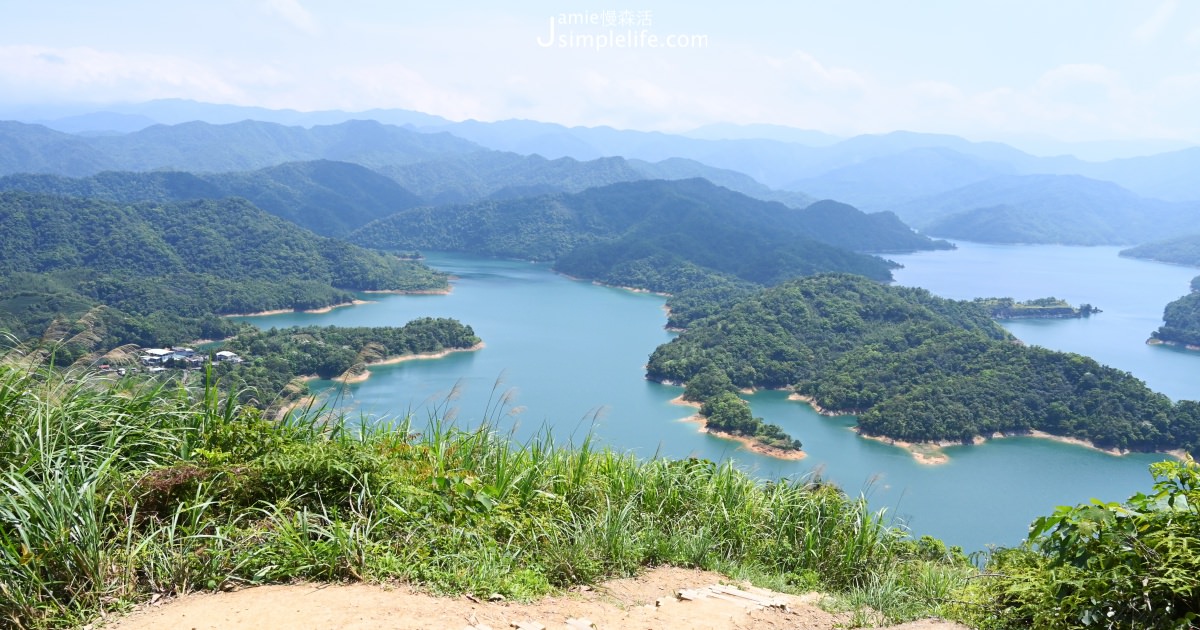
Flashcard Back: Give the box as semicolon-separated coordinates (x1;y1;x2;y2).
0;26;1194;145
1033;63;1122;107
324;62;484;120
0;45;247;104
261;0;319;35
1133;0;1178;42
768;51;868;95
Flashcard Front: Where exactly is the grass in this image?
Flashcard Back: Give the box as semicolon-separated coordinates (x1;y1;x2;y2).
0;361;979;629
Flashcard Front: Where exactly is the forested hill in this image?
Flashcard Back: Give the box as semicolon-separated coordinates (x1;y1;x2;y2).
351;178;947;289
647;274;1200;454
379;153;645;205
795;200;953;253
0;191;446;348
897;175;1200;246
0;119;482;176
0;161;424;237
1119;236;1200;346
377;151;816;209
1152;288;1200;348
1120;233;1200;266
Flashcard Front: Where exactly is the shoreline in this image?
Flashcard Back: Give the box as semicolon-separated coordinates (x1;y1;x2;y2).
786;393;856;417
331;342;485;384
363;286;453;295
852;428;960;465
669;397;806;461
558;272;673;298
597;281;671;297
677;413;807;461
224;299;373;318
273;394;318;421
785;393;1189;464
853;426;1190;465
669;394;701;408
1147;338;1200;352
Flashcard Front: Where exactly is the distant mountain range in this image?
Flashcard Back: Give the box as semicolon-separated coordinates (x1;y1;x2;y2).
0;157;817;246
10;98;1190;160
5;99;1200;250
0;119;481;176
411;119;1200;206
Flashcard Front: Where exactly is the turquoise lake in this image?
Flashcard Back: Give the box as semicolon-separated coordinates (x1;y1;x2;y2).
239;243;1199;553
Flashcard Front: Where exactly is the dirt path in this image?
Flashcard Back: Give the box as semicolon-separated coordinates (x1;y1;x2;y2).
99;567;971;630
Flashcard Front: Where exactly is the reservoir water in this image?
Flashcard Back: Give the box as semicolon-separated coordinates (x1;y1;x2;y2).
240;243;1199;552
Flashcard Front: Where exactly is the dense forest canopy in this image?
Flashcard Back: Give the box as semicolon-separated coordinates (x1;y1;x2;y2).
648;274;1200;454
216;319;480;409
0;191;446;348
1153;288;1200;347
1120;236;1200;345
0;161;424;238
350;178;947;292
1121;233;1200;266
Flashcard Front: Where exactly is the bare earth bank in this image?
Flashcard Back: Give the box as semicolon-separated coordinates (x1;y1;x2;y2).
99;567;970;630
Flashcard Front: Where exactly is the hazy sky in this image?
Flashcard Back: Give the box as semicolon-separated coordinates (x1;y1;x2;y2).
2;1;1198;144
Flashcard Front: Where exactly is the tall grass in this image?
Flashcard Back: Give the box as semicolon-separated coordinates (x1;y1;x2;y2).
0;362;969;629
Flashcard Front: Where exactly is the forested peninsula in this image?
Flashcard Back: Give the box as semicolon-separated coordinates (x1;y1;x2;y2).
1121;235;1200;347
214;319;481;409
648;274;1200;457
0;191;447;350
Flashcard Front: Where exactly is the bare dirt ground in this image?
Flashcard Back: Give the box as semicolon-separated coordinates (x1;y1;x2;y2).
98;567;971;630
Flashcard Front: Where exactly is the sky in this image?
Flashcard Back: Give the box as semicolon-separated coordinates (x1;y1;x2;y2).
1;1;1199;147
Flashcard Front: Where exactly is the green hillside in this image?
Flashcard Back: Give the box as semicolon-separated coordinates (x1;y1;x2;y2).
1121;233;1200;266
350;179;945;290
1153;289;1200;347
0;161;423;237
379;153;644;205
902;175;1200;245
1120;237;1200;346
647;274;1200;454
0;191;446;347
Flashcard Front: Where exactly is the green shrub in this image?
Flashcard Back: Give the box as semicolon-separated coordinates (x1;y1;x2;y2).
973;458;1200;629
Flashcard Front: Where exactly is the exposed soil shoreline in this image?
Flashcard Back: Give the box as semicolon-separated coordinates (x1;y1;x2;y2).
363;286;453;295
785;393;1188;464
224;285;455;318
223;299;373;318
332;342;485;384
670;396;806;461
852;429;958;465
786;393;854;417
1147;338;1200;352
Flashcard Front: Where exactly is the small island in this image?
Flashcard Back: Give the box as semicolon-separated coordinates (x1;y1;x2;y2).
974;296;1099;319
670;366;804;457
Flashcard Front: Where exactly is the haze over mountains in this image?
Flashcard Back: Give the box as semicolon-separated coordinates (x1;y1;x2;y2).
3;99;1200;251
